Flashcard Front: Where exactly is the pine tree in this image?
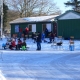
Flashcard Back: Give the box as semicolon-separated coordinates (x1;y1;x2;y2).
64;0;80;12
3;3;8;31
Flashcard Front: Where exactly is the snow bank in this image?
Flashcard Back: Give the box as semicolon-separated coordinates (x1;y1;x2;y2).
0;70;6;80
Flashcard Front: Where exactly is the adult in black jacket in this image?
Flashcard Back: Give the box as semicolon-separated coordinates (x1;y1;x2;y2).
45;28;48;37
36;32;41;50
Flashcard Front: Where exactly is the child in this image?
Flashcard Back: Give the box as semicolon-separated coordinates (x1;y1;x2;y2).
17;38;22;50
42;32;45;42
2;43;6;49
21;40;26;50
69;39;74;51
9;39;16;50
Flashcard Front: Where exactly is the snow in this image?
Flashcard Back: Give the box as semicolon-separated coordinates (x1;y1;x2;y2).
0;37;80;52
0;70;6;80
23;15;58;22
0;38;80;80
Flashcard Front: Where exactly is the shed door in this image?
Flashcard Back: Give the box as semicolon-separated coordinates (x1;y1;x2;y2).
32;24;36;32
46;24;51;32
42;24;46;32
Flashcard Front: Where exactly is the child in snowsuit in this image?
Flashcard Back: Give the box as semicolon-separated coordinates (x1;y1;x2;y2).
2;43;6;49
21;40;26;50
17;38;22;50
42;32;45;42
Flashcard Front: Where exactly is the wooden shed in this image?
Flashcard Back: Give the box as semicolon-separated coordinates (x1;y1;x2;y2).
55;10;80;39
10;15;58;37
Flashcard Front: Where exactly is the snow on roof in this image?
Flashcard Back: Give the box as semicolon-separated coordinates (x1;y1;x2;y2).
23;15;58;21
10;15;59;24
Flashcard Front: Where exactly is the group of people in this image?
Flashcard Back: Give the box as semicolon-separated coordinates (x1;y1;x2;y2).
19;27;49;39
2;26;56;51
2;32;42;51
31;31;55;50
2;38;27;50
2;34;75;51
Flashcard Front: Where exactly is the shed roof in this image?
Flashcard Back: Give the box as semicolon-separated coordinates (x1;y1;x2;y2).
55;10;80;20
10;15;58;24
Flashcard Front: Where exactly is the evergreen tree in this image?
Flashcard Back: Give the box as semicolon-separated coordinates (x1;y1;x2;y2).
3;3;8;31
64;0;80;12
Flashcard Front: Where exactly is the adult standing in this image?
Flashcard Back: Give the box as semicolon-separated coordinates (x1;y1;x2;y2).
36;32;41;50
25;27;29;35
41;31;45;42
19;28;22;38
45;28;48;38
49;31;54;43
25;27;29;38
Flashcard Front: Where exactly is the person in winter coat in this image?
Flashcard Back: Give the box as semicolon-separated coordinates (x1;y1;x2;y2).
17;38;22;50
26;27;29;38
19;28;22;38
45;28;48;37
49;31;54;43
41;31;45;42
2;43;6;49
21;40;27;50
9;39;16;50
69;38;74;51
26;27;29;34
36;32;41;50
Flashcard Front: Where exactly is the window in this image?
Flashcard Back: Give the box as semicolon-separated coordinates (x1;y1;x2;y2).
28;24;36;32
15;25;19;32
42;23;51;32
32;24;36;32
46;23;51;32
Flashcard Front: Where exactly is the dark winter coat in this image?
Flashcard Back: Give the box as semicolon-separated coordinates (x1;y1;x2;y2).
36;33;41;42
22;42;26;47
45;28;48;33
49;32;54;38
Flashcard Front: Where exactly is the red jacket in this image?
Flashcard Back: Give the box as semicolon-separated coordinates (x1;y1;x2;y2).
11;41;16;47
26;28;29;33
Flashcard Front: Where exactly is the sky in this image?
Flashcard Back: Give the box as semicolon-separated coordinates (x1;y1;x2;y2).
55;0;71;13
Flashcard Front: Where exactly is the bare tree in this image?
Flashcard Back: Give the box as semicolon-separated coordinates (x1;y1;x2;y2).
6;0;61;17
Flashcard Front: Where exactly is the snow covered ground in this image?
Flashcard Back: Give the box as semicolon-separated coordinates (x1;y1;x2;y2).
0;37;80;51
0;38;80;80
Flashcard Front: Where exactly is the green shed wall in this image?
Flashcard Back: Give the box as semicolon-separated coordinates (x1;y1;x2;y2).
11;23;29;37
57;19;80;39
11;22;52;37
